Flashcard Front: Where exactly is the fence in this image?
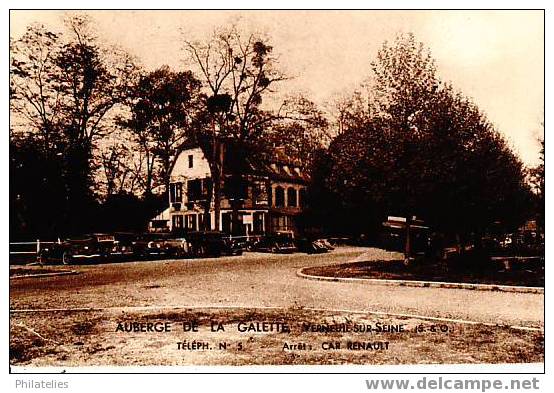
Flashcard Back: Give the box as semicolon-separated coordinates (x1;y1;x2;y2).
9;240;59;264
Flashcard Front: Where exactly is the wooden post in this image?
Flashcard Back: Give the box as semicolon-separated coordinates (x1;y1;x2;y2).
404;217;412;265
36;239;41;265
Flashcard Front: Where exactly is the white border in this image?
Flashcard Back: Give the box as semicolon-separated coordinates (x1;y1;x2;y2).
3;1;549;390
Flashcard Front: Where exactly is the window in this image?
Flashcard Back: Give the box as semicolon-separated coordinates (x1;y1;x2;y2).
187;179;202;201
169;182;183;203
201;178;212;197
188;154;194;168
253;212;265;234
287;187;297;207
199;213;210;231
186;214;197;231
253;181;268;205
271;214;288;230
274;186;285;207
172;215;184;229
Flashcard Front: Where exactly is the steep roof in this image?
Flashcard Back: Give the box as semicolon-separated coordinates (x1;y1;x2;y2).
222;142;309;183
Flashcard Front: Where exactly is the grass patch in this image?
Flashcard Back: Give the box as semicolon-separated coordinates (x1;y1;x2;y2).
302;260;544;287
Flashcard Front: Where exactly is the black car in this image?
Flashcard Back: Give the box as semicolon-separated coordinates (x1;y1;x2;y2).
111;232;138;260
38;233;116;264
185;231;243;258
159;236;189;258
252;234;298;254
131;233;174;259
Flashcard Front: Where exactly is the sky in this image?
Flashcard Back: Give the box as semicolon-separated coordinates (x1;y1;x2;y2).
10;10;544;165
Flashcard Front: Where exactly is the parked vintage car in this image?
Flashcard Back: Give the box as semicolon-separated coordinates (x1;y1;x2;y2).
185;231;243;258
111;232;138;260
131;233;175;259
252;234;298;254
314;238;335;251
38;233;117;264
295;238;329;254
160;236;189;258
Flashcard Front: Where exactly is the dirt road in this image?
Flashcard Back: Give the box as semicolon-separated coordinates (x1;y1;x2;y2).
10;247;544;328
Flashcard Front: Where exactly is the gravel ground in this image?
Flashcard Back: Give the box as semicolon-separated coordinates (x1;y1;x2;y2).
10;247;544;328
10;308;543;366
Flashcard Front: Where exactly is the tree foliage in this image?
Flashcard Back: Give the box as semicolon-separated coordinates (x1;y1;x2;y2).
318;33;532;240
255;94;331;171
528;133;545;232
10;16;140;237
10;20;535;244
121;66;204;195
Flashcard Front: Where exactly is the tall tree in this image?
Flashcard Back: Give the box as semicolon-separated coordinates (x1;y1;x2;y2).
122;66;203;197
10;24;64;156
53;16;138;212
10;15;138;236
323;33;532;258
184;26;287;232
529;132;545;233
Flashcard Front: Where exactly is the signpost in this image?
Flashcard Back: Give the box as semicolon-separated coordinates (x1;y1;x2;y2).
385;216;428;264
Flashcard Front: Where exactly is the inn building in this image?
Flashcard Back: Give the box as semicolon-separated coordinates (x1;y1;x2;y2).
150;143;308;237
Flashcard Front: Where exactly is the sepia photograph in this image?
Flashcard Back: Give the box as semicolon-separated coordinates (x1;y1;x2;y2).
8;9;544;372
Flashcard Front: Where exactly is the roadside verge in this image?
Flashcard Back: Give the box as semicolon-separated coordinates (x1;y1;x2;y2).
297;267;544;294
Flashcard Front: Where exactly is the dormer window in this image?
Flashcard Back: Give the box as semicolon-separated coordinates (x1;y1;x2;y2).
188;154;194;168
283;165;292;176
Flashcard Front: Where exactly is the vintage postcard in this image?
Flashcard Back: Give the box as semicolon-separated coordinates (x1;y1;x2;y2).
9;9;544;372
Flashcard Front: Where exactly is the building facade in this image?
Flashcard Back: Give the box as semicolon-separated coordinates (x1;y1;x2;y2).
161;144;308;237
